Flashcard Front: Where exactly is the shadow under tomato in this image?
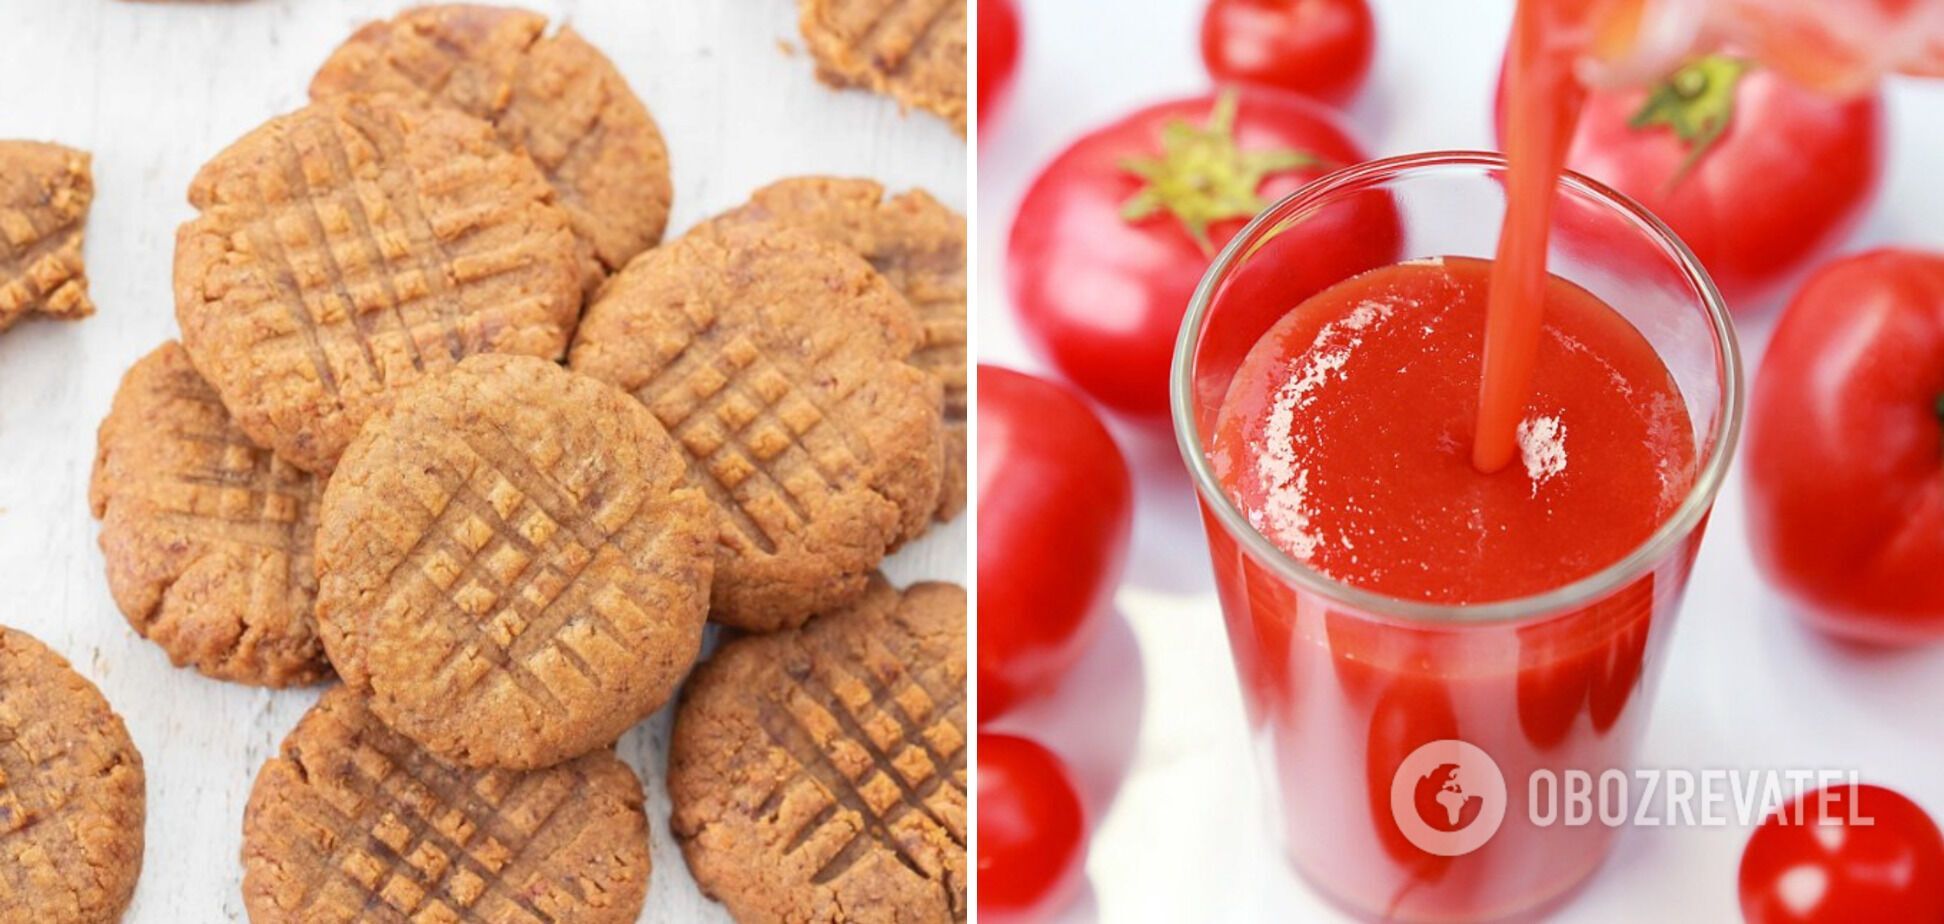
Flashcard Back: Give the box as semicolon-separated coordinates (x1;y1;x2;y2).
1049;879;1101;924
985;608;1147;821
1110;419;1221;596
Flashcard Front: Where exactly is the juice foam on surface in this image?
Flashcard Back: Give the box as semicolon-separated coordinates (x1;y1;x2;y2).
1211;256;1696;604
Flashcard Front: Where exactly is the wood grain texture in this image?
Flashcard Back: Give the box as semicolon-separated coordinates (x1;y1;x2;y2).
0;1;965;920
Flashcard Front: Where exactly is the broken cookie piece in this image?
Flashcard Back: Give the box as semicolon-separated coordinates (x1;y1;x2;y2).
799;0;968;135
0;140;94;333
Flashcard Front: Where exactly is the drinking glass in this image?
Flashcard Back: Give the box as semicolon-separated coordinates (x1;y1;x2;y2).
1171;151;1741;922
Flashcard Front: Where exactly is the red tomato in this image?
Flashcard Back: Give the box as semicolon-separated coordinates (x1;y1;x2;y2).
1008;87;1401;421
978;366;1132;721
1200;0;1376;106
978;0;1021;127
978;734;1088;923
1496;54;1884;308
1745;249;1944;644
1740;783;1944;923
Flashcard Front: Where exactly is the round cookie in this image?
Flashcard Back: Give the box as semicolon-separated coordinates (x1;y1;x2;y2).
669;576;967;923
569;221;944;632
315;354;713;769
311;4;673;293
243;685;650;924
174;94;580;474
90;342;330;687
0;626;146;924
799;0;968;134
719;177;967;521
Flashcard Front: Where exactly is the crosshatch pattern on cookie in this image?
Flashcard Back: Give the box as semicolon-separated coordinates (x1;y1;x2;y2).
671;581;968;922
91;343;328;685
569;223;940;630
318;357;711;769
724;178;968;521
753;624;967;894
310;4;672;286
734;179;966;425
371;430;668;726
245;690;647;923
175;99;575;471
0;141;93;331
629;314;876;559
802;0;968;132
0;631;143;922
0;700;117;910
150;360;320;591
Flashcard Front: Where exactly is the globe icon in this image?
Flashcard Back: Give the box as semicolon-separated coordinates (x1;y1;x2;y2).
1414;761;1484;833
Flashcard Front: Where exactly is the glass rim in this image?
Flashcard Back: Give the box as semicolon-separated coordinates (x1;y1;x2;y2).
1169;150;1744;627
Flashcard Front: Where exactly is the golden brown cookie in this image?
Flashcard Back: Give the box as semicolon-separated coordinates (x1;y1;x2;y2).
0;626;146;924
315;354;713;769
719;177;967;521
669;577;967;923
799;0;968;134
569;222;944;632
90;342;330;687
311;4;673;293
242;685;650;924
173;94;580;474
0;140;94;333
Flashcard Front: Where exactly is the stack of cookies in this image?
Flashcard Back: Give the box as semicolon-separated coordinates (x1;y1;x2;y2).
81;4;966;922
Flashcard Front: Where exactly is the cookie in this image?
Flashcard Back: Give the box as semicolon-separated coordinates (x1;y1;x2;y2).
315;354;713;769
0;626;146;924
799;0;968;134
90;342;330;687
669;576;967;923
720;177;967;521
569;221;944;631
0;140;94;333
173;94;580;473
242;685;650;924
311;4;673;293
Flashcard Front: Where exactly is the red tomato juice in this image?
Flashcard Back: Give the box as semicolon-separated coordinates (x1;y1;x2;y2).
1206;256;1699;920
1195;0;1751;918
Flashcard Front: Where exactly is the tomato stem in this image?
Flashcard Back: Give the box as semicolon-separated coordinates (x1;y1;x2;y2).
1119;89;1327;255
1628;54;1750;191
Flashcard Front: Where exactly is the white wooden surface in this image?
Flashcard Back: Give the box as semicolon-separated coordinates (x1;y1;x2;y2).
979;0;1944;921
0;1;967;920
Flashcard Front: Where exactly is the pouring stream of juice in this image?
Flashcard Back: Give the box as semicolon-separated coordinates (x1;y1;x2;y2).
1475;0;1942;472
1472;0;1617;473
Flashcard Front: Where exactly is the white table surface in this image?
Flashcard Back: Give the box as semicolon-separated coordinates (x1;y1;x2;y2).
977;1;1944;922
0;1;967;920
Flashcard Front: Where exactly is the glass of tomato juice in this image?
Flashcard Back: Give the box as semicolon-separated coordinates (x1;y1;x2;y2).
1171;152;1741;922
